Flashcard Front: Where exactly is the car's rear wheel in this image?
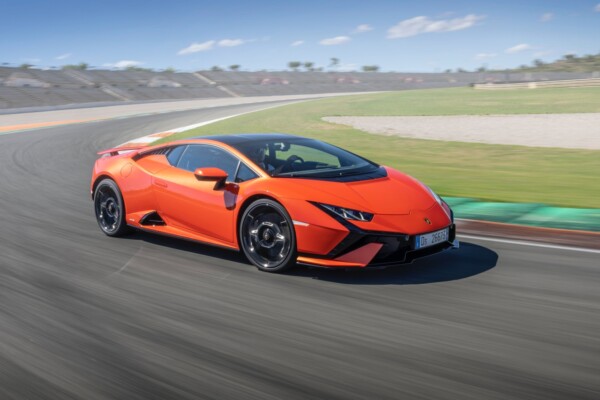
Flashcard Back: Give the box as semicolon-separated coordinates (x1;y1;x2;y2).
240;199;297;272
94;178;130;237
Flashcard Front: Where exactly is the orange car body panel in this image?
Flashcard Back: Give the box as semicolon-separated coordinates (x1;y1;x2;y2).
92;137;454;267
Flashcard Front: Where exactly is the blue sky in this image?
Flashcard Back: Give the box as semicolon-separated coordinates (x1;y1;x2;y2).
2;0;599;72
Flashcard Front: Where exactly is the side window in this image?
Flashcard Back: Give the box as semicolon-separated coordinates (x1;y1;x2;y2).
176;145;239;179
235;163;259;183
166;145;186;166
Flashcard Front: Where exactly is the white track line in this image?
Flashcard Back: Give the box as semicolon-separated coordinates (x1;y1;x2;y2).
170;102;295;132
118;101;301;147
457;234;600;254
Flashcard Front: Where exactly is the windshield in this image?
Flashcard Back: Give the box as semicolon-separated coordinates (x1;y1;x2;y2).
232;137;380;178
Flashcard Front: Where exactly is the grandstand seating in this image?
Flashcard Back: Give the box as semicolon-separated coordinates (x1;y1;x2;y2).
23;69;85;87
0;86;118;108
0;66;596;110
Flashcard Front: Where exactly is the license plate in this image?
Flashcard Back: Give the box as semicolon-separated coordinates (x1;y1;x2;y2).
415;228;449;249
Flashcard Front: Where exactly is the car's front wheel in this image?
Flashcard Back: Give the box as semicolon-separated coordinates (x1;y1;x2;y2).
239;199;297;272
94;178;131;237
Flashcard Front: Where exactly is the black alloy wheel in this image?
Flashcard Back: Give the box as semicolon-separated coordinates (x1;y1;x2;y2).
94;179;130;237
240;199;297;272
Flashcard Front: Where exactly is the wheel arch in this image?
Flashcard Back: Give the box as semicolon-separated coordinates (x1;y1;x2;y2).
91;174;115;199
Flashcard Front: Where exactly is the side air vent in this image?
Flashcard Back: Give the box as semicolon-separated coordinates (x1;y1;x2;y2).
133;147;171;161
139;211;166;226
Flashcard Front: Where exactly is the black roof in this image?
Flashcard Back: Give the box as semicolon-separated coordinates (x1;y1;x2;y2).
191;133;302;145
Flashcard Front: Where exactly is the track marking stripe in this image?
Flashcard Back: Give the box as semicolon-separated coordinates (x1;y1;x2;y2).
0;119;96;134
457;234;600;254
167;102;300;133
115;101;302;148
456;218;600;236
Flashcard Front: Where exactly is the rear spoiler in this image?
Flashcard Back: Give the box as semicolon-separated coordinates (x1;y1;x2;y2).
97;145;146;157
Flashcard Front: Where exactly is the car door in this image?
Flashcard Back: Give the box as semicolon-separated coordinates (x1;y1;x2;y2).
151;144;242;244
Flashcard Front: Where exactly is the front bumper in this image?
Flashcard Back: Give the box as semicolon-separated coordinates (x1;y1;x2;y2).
297;224;458;268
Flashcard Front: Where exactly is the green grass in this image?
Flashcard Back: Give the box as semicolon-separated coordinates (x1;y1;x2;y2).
160;87;600;208
287;87;600;116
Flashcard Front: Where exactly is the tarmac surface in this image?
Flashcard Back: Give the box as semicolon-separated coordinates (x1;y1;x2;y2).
0;92;372;130
1;102;599;399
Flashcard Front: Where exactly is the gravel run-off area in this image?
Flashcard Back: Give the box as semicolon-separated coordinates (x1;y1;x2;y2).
323;114;600;150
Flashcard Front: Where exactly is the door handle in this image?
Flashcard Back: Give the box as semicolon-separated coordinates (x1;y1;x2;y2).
154;179;168;188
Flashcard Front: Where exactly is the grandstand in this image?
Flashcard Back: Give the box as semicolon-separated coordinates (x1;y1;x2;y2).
0;66;596;110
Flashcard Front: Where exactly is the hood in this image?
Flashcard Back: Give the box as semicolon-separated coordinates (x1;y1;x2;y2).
276;167;435;215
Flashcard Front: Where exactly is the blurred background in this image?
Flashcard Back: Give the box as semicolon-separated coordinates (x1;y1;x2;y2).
1;1;599;399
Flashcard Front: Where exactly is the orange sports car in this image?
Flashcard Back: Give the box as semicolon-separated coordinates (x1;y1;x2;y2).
91;134;458;272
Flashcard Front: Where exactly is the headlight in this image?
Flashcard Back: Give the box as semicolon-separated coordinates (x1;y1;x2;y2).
424;185;443;205
319;203;374;222
424;185;453;221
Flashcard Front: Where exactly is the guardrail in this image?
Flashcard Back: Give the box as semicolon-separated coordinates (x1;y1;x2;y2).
474;78;600;90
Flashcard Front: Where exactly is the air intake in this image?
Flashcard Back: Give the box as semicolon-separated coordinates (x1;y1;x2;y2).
139;211;166;226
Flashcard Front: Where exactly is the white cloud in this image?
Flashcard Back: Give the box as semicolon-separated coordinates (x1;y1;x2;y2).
218;39;244;47
475;53;497;60
319;36;351;46
104;60;143;69
354;24;373;33
533;50;552;57
540;12;554;22
291;40;304;47
387;14;484;39
595;3;600;12
178;40;216;55
178;38;247;54
505;43;532;54
55;53;72;60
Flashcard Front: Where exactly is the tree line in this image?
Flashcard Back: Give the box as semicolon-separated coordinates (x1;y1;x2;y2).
9;52;600;73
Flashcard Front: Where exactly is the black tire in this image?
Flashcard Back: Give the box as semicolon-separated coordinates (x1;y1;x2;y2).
239;199;297;272
93;178;131;237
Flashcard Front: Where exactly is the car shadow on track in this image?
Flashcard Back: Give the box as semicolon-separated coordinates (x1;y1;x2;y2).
122;232;497;285
122;231;249;264
289;242;498;285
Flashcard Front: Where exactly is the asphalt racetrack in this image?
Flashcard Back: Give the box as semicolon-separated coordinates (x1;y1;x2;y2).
1;101;599;400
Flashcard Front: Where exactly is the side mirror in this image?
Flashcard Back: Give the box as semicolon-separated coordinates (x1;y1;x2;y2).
194;167;228;190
